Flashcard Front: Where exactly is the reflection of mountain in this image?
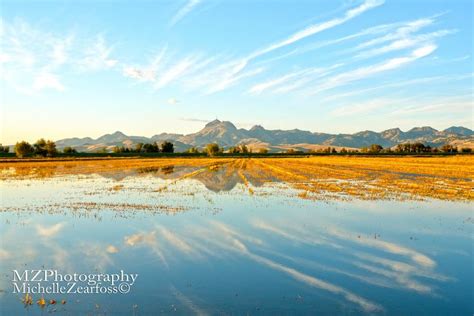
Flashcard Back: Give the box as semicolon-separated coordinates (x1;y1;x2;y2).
137;163;267;192
54;121;474;152
2;157;470;201
92;164;261;192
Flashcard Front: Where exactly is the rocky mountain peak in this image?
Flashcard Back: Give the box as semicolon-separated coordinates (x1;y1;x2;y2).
205;119;222;127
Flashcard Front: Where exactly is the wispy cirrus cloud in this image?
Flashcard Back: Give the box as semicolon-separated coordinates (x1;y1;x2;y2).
0;19;117;94
76;34;118;71
355;29;455;59
170;0;202;27
122;0;387;95
321;73;473;103
248;0;385;61
352;15;440;51
389;94;473;116
248;63;343;95
179;117;210;123
308;44;437;95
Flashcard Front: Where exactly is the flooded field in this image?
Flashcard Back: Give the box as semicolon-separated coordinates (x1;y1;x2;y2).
0;157;473;315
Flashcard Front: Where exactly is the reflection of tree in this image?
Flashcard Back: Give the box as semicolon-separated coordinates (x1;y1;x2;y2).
1;157;471;200
137;167;161;174
161;165;174;175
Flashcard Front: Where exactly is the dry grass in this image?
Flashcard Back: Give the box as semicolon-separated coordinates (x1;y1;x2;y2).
1;156;472;201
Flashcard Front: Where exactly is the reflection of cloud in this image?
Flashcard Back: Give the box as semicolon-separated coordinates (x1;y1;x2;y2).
264;249;394;289
80;243;114;270
328;228;435;268
43;242;74;273
158;227;193;254
350;252;453;294
251;219;333;247
195;222;382;312
171;285;209;316
247;252;381;312
106;245;119;254
211;221;264;246
352;260;431;293
0;248;11;260
124;231;168;268
36;222;66;238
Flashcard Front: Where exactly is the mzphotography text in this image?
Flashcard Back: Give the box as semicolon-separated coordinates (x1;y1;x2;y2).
12;269;138;295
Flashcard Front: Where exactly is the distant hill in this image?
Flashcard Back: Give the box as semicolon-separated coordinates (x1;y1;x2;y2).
54;120;474;152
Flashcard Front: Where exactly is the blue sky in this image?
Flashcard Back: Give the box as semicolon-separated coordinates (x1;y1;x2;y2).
1;0;472;143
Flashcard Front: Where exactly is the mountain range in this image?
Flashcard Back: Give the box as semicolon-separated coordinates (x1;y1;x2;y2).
55;120;474;153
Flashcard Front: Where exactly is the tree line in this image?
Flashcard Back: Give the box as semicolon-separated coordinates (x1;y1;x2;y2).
112;141;174;153
358;143;471;154
4;139;472;158
13;139;58;158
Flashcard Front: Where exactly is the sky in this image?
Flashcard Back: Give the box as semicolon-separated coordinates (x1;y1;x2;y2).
1;0;473;144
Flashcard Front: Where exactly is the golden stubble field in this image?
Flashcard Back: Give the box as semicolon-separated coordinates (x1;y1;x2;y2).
0;156;472;201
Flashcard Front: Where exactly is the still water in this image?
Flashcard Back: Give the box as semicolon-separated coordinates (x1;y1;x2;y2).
0;164;472;315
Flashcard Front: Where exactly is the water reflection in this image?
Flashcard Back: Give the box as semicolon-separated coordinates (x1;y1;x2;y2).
0;159;472;314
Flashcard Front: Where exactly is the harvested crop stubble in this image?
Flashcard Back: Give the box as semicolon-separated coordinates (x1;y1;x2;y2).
1;156;472;201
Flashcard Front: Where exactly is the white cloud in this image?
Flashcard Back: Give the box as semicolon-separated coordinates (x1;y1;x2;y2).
167;97;180;105
0;19;118;94
309;44;437;95
174;0;384;95
32;72;65;92
330;99;389;117
170;0;202;26
389;95;473;116
248;64;343;95
249;0;385;60
356;29;455;59
321;73;473;103
353;16;436;51
77;35;118;71
154;57;196;89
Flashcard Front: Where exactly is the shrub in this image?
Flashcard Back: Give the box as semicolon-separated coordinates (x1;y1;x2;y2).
14;141;34;158
205;143;220;156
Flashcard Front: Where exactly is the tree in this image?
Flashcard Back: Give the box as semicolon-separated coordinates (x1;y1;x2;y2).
143;143;159;153
14;141;34;158
161;141;174;153
63;146;77;154
45;140;57;157
135;143;144;153
369;144;383;153
286;148;303;154
240;144;249;154
340;148;348;154
395;142;431;153
461;148;472;153
228;146;240;154
34;138;48;156
205;143;220;156
112;146;122;153
0;144;9;153
187;147;199;154
440;144;457;153
258;148;268;154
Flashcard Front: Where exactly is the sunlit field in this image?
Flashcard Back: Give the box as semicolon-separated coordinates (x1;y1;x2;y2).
0;156;472;315
1;156;472;202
